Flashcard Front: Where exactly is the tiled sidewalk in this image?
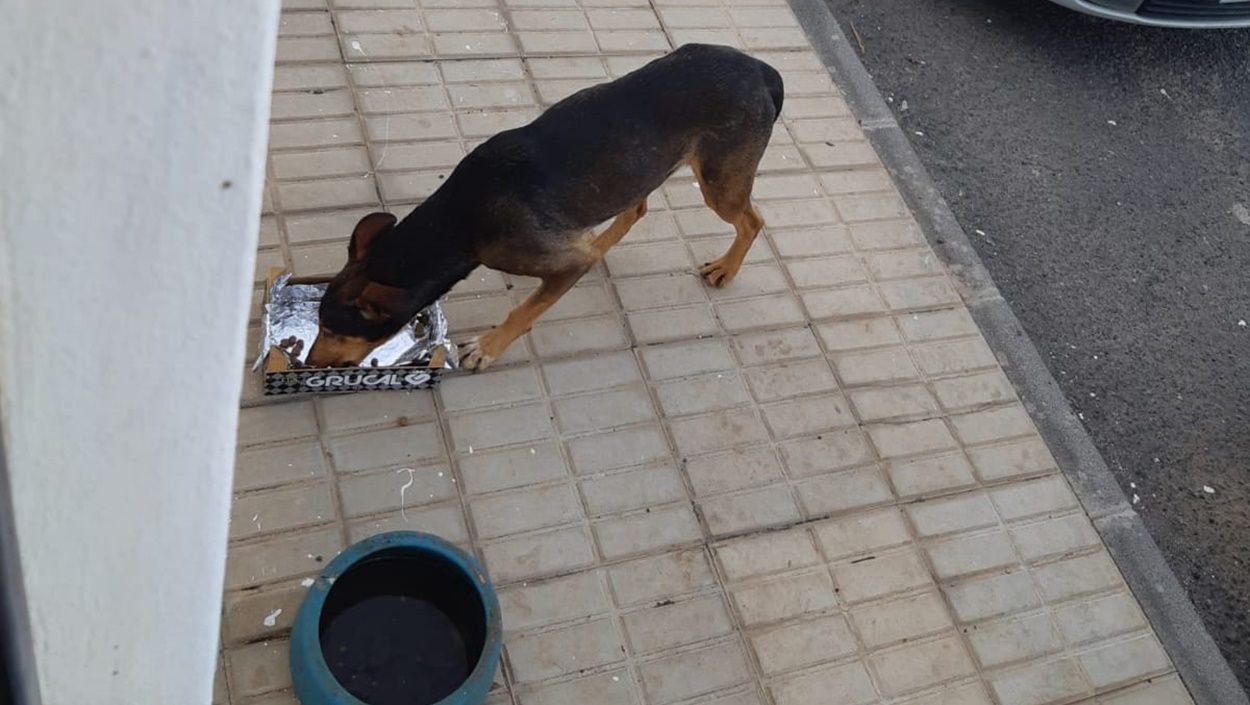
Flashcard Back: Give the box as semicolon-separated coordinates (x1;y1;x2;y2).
221;0;1192;703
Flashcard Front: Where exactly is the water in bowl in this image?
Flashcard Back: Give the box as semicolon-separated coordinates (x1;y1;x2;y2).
319;552;487;705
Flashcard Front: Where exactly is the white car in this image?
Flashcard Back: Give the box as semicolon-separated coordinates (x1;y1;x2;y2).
1049;0;1250;26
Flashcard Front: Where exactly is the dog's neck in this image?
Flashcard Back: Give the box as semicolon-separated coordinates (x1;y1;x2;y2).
364;193;480;305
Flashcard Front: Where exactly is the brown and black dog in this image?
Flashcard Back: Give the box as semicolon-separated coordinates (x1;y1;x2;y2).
306;44;784;371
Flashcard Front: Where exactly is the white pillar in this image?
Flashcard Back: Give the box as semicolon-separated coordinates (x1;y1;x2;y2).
0;2;279;703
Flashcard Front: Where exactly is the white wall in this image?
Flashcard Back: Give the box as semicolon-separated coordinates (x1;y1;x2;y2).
0;2;279;703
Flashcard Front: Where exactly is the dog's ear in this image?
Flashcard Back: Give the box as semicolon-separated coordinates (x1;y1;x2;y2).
356;282;409;321
349;212;398;262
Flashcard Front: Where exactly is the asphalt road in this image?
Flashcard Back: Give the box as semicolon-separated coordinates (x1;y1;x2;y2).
821;0;1250;686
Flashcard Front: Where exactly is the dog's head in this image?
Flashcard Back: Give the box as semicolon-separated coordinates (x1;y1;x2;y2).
305;213;421;368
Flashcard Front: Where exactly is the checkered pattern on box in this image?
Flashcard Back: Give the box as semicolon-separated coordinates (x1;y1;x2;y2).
264;368;441;395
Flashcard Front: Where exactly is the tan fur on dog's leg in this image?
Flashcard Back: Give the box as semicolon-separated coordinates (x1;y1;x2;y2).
690;147;767;288
460;267;584;371
700;204;763;287
591;199;648;255
461;200;649;372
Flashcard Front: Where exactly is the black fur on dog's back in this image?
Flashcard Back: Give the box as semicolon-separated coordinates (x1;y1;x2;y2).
363;44;784;290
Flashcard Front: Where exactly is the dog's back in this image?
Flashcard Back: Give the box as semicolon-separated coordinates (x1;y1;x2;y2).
435;45;783;247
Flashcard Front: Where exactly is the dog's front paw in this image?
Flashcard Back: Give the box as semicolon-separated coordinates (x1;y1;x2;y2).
458;334;498;372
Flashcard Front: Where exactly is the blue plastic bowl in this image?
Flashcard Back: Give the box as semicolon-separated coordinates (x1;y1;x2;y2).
289;532;501;705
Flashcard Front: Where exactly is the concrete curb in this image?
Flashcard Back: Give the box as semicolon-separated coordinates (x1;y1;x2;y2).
782;1;1250;702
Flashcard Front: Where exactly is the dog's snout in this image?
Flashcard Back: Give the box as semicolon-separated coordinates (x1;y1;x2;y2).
305;331;374;368
303;340;333;368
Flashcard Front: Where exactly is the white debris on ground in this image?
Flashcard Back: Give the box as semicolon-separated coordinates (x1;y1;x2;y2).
263;609;282;627
397;468;416;521
1233;202;1250;226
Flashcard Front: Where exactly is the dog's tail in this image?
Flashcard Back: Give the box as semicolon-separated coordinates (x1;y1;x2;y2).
761;62;785;122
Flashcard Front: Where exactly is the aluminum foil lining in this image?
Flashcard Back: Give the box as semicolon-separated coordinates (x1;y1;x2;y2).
256;272;457;370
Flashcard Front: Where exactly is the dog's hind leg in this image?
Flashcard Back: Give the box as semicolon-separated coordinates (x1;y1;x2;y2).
461;200;648;372
691;136;769;288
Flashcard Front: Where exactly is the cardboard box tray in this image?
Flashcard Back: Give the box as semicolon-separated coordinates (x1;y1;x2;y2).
260;269;449;395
